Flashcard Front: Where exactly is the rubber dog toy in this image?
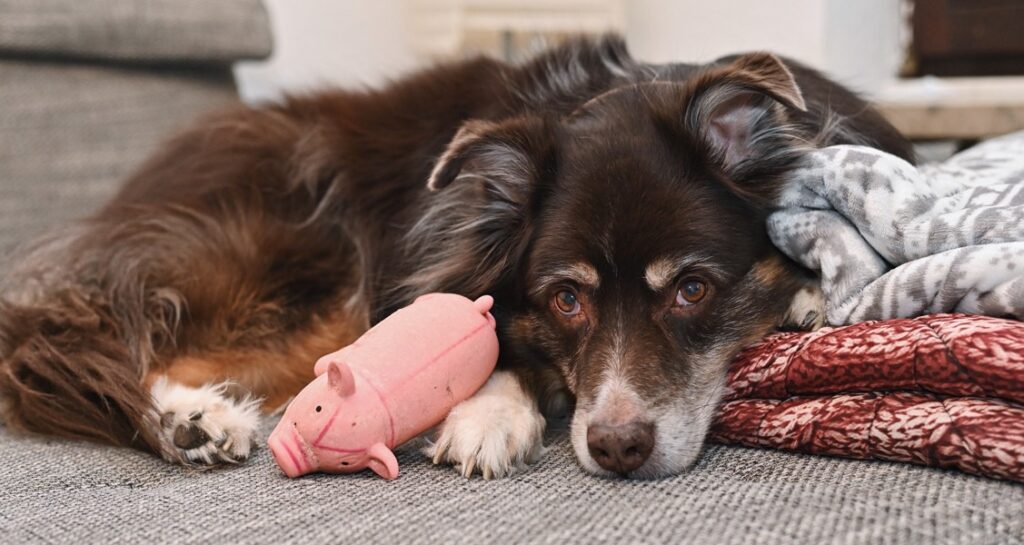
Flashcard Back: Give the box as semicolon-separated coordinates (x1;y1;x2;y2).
267;293;499;479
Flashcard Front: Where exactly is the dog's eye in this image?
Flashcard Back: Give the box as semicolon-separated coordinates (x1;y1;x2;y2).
553;289;581;316
675;279;707;306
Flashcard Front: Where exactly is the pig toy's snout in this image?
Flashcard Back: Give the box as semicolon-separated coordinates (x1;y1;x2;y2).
268;420;314;478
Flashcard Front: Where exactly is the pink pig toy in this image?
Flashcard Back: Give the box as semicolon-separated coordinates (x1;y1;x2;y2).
267;293;498;480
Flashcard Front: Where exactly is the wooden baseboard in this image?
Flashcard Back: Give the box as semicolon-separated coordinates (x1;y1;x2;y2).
874;77;1024;140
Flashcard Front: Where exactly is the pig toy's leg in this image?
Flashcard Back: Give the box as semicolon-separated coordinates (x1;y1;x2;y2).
425;370;546;479
149;377;261;465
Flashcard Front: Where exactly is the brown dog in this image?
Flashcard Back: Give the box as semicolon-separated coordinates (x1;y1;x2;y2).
0;36;912;478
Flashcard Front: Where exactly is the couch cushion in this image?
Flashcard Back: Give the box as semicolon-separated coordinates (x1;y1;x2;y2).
0;0;272;64
0;59;240;258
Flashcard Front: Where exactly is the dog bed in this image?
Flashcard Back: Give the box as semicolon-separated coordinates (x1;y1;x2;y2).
711;313;1024;482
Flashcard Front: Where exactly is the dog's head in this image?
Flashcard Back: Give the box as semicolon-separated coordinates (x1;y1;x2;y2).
406;53;809;477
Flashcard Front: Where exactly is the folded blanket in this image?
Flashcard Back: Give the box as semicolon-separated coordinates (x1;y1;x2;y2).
737;132;1024;481
711;314;1024;482
768;131;1024;325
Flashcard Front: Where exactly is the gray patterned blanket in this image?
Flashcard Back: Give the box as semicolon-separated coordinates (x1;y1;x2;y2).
769;131;1024;325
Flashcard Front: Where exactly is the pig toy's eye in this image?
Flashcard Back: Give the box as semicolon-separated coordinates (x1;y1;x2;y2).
315;405;322;413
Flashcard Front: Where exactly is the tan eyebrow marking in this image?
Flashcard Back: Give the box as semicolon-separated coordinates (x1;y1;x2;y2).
644;257;680;291
532;262;600;296
644;253;722;291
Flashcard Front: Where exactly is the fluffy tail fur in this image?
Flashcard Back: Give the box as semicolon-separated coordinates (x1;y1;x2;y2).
0;228;177;454
0;290;160;451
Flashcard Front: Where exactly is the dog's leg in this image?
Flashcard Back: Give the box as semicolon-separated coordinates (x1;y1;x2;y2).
0;213;366;469
143;307;366;466
425;369;546;479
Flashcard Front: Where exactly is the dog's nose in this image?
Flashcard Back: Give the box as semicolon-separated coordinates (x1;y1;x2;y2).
586;421;655;475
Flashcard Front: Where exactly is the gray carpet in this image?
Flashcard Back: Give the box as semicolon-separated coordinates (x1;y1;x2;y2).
2;420;1023;545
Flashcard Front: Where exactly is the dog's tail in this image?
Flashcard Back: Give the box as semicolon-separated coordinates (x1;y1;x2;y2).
0;290;162;451
0;229;177;455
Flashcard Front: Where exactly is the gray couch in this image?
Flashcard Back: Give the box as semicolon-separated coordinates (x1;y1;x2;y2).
0;0;271;256
1;2;1022;544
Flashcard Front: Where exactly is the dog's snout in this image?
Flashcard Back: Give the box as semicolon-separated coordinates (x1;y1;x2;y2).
586;421;655;475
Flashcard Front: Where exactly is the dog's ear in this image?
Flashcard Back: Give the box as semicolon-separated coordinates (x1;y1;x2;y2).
680;52;807;202
427;117;553;191
425;121;490;191
399;115;555;300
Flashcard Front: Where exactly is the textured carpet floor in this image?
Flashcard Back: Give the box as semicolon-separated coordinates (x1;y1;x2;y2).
2;419;1022;545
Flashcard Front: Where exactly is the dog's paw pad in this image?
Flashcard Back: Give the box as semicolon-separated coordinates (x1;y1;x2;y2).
172;416;212;450
150;378;261;466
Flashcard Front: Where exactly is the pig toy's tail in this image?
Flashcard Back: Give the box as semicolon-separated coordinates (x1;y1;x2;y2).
474;295;496;328
473;295;494;313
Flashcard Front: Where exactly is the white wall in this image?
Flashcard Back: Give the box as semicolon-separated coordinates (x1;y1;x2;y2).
234;0;420;103
626;0;902;95
235;0;904;102
626;1;828;67
822;0;904;94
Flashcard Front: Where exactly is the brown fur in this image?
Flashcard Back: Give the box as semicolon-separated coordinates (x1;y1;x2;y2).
147;305;363;410
0;36;913;470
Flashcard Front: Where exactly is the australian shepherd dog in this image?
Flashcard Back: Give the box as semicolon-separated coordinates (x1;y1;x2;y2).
0;36;912;478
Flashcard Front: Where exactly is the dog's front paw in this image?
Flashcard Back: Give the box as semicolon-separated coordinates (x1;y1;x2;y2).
425;371;545;479
780;284;827;331
150;378;261;466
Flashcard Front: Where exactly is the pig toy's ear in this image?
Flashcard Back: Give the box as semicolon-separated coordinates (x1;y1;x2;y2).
314;346;353;376
326;361;356;397
366;443;399;480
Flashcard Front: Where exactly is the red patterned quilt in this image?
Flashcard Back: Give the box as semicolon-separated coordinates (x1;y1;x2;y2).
710;314;1024;482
